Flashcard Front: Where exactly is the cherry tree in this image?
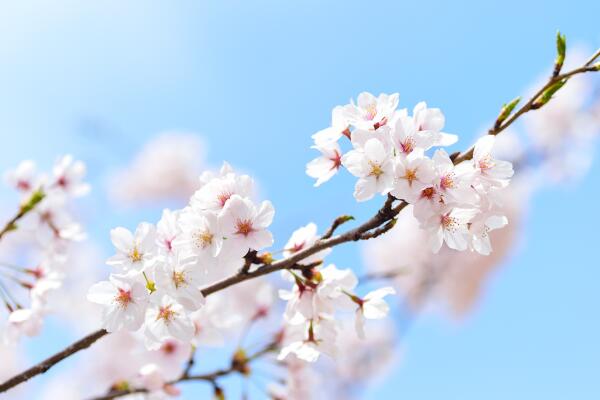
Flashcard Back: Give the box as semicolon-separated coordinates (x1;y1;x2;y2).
0;33;598;399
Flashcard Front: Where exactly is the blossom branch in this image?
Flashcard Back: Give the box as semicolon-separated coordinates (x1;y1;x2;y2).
453;47;600;164
2;40;599;397
0;328;109;393
92;341;279;400
0;189;45;241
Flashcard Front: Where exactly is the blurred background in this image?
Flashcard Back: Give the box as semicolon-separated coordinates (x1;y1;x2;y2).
0;0;599;399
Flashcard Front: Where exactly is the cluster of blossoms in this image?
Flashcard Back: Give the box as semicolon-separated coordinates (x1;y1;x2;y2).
88;163;275;348
1;156;89;343
277;223;395;362
86;160;397;396
307;92;514;255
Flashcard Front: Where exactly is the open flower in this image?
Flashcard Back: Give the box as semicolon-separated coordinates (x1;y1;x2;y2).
154;254;205;310
423;207;478;253
343;92;399;131
342;138;394;201
50;155;90;198
219;195;274;258
412;101;458;146
469;213;508;255
175;207;223;258
306;140;343;187
471;135;514;187
311;106;350;144
391;149;435;202
283;223;331;264
144;295;195;349
353;287;395;339
107;223;157;272
87;273;149;332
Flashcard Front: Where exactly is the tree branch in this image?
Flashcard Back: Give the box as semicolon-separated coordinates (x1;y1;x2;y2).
91;341;279;400
0;329;109;393
2;44;598;396
453;52;599;165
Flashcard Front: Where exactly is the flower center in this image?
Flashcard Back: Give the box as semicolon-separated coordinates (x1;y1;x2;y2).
478;155;495;172
329;150;342;170
157;305;176;323
369;162;384;178
440;173;455;190
129;247;143;263
57;176;68;188
217;192;232;207
420;186;436;200
172;271;187;289
441;214;458;231
17;180;31;191
236;219;254;236
161;340;177;355
114;288;132;308
403;168;418;186
193;230;214;249
364;104;377;121
289;242;304;253
400;137;415;154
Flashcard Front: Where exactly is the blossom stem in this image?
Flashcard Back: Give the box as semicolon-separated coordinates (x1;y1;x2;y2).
0;188;45;242
92;341;279;400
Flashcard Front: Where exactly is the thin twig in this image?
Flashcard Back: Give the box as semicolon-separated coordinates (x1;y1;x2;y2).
92;341;279;400
453;52;599;165
0;329;109;393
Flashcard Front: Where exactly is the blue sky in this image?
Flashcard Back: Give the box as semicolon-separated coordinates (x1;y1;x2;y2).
0;1;599;399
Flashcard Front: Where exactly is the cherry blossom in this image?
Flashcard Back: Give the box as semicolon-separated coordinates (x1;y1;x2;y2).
219;194;274;257
106;223;157;272
311;105;350;145
50;155;91;198
342;137;395;201
144;295;195;349
87;273;149;332
352;287;396;339
3;160;38;195
283;222;331;264
343;92;399;131
423;207;478;253
306;140;343;187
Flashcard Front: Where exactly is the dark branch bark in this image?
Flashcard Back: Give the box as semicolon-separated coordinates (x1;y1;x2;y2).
0;329;109;393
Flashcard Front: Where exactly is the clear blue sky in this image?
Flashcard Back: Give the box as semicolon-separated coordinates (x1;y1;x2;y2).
0;1;599;399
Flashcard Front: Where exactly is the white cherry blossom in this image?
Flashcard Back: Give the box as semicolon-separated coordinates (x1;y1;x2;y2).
311;105;350;145
87;273;149;332
106;223;156;272
144;295;195;349
306;140;342;187
342;137;394;201
343;92;399;131
219;195;274;257
423;207;478;253
353;287;395;339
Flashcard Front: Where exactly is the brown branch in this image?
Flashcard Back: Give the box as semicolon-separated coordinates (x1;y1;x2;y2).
453;51;600;165
321;214;355;239
92;341;279;400
0;195;403;394
0;328;109;393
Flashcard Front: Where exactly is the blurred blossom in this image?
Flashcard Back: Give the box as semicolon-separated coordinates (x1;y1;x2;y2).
108;132;206;206
523;48;600;182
